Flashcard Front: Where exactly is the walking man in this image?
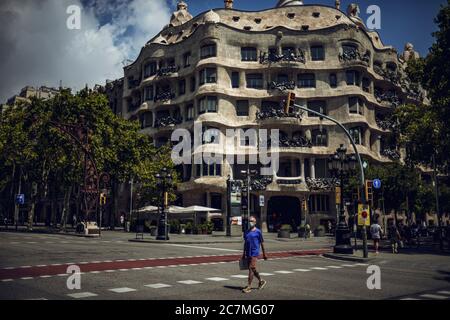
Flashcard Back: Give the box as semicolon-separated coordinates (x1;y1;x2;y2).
370;219;383;254
241;216;267;293
388;221;402;254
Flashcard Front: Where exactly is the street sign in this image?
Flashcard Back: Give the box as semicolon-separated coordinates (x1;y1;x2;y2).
373;179;381;190
259;195;265;207
363;161;369;170
358;204;370;226
16;194;25;205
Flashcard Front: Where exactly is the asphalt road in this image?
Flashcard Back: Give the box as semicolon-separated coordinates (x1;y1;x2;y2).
0;231;449;300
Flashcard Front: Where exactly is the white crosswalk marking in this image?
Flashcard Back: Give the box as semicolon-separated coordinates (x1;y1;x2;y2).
293;269;311;272
326;266;343;269
109;287;137;293
231;275;248;278
67;292;98;299
274;270;294;274
205;277;228;282
311;267;328;270
145;283;172;289
401;298;421;300
341;264;357;267
177;280;203;285
420;294;448;300
437;291;450;295
259;273;275;276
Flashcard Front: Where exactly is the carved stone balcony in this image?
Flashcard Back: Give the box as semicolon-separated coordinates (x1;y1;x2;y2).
234;177;273;192
373;66;401;85
157;66;180;77
276;178;302;185
154;116;182;128
339;49;370;65
268;80;296;92
256;108;304;121
259;50;306;64
381;148;401;160
306;178;339;191
154;91;175;102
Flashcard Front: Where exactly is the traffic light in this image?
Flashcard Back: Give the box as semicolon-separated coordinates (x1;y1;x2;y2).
241;193;248;210
285;92;296;113
365;180;373;205
99;193;107;206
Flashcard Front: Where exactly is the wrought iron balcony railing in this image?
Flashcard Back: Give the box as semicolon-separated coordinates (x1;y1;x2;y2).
154;116;182;128
381;148;401;160
259;50;306;64
375;116;396;131
154;91;175;102
256;108;304;121
268;80;296;92
279;135;313;148
306;177;339;191
374;89;401;108
157;66;180;77
339;49;370;64
276;178;302;185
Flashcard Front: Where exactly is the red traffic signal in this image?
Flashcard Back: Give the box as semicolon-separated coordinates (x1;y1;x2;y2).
361;211;368;219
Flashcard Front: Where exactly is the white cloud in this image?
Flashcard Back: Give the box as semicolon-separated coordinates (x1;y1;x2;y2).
0;0;172;102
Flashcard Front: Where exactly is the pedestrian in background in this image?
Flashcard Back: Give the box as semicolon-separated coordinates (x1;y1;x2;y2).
241;216;267;293
388;222;402;254
370;220;383;254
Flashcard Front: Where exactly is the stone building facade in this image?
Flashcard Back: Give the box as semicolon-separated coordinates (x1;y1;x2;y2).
121;1;425;232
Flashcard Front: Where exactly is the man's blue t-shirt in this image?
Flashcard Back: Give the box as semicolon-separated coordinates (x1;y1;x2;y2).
244;228;264;257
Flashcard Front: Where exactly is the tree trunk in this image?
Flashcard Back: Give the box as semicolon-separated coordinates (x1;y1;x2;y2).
28;200;36;231
14;166;23;230
60;185;72;231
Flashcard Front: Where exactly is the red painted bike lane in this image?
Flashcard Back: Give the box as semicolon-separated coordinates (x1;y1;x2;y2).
0;249;330;280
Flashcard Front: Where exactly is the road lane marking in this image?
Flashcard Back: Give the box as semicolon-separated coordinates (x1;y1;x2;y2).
437;291;450;295
205;277;229;282
109;287;137;293
293;269;311;272
326;266;343;269
40;275;52;278
165;244;241;252
420;294;448;300
67;292;98;299
1;279;13;282
177;280;203;285
259;273;275;276
231;275;248;278
274;271;294;274
145;283;172;289
401;298;421;300
341;264;357;267
21;277;34;280
311;267;328;270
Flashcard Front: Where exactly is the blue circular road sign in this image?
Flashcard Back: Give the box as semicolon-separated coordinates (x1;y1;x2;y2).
373;179;382;189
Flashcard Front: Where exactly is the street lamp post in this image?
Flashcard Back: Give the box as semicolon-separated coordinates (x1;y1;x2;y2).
241;167;258;231
328;144;357;254
156;168;172;241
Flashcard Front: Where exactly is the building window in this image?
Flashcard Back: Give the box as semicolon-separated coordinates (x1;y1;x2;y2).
236;100;249;116
346;70;361;86
144;85;154;101
309;195;330;213
199;68;217;85
178;79;186;96
298;73;316;88
362;77;371;93
310;45;325;61
329;73;337;88
190;76;196;92
307;100;326;117
183;52;191;67
282;47;296;57
312;129;327;146
349;127;363;145
241;47;257;61
199;96;218;114
348;97;364;115
203;127;220;144
246;73;263;89
200;43;217;59
144;62;157;78
186;104;194;120
276;74;289;83
231;72;240;88
240;129;257;146
141;112;153;128
197;161;222;177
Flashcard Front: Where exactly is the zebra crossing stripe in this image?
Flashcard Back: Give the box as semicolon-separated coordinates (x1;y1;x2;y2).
205;277;229;282
420;294;448;300
293;269;311;272
145;283;172;289
177;280;203;285
67;292;98;299
231;275;248;278
437;291;450;295
109;287;137;293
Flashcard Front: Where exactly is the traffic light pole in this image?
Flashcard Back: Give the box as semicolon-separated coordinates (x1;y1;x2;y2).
293;102;368;257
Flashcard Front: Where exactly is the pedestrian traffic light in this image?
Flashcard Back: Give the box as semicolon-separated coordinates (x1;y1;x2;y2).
285;92;296;113
365;180;373;205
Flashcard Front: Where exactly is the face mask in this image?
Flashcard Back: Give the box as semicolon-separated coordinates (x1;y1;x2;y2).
250;222;256;228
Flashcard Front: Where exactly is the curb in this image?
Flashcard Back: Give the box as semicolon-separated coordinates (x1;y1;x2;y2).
128;239;243;244
322;253;376;263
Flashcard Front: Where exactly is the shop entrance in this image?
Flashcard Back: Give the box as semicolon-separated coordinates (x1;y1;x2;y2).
267;196;301;232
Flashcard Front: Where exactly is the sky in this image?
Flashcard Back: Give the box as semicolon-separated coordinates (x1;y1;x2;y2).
0;0;446;102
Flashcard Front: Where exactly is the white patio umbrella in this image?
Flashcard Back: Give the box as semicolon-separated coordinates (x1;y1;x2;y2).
181;206;222;225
